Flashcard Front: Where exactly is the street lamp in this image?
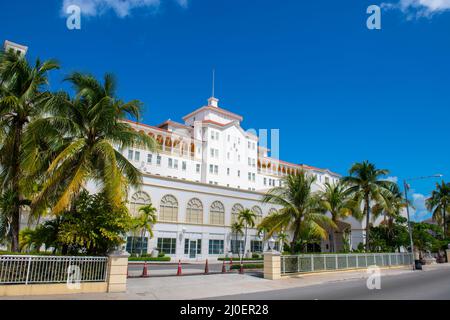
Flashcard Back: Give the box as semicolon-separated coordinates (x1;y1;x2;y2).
403;174;443;270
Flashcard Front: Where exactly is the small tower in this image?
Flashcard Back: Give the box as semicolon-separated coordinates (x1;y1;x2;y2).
3;40;28;56
208;96;219;108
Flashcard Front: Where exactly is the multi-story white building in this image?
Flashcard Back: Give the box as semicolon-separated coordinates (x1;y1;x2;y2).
123;96;365;260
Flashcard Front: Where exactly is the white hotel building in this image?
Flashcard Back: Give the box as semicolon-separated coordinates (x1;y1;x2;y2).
122;96;365;260
3;40;365;260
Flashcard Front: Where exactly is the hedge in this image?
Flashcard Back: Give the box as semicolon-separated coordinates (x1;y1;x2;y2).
230;263;263;270
218;257;263;261
128;256;171;262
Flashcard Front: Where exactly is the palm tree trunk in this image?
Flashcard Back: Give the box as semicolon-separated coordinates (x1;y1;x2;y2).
10;122;24;252
242;226;248;264
140;229;145;256
443;206;447;237
365;195;371;252
291;223;301;254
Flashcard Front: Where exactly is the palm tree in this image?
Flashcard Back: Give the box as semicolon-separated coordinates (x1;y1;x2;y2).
373;183;408;230
426;181;450;236
342;161;394;251
238;209;257;263
0;49;59;251
318;182;356;252
28;72;157;215
231;221;244;259
261;171;336;254
134;204;157;256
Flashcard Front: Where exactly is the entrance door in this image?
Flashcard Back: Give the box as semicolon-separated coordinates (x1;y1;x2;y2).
189;240;197;259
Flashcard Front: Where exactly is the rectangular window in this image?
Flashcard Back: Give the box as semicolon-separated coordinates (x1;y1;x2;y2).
248;141;251;149
174;159;179;169
168;158;173;168
208;240;224;255
238;170;241;177
157;155;162;166
227;152;230;160
252;159;256;167
147;154;152;164
227;168;230;175
214;149;219;158
214;165;218;175
182;161;187;171
157;238;176;255
211;131;215;140
252;173;256;182
210;149;215;157
215;132;219;140
248;172;252;181
248;158;251;166
196;164;201;173
127;150;133;161
209;164;214;174
264;178;267;186
227;135;230;142
126;237;148;254
135;151;140;162
251;240;263;253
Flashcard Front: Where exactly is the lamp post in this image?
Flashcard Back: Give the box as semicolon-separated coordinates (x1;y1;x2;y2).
403;174;443;270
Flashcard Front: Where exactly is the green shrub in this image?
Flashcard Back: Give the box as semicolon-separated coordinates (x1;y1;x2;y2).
218;257;263;261
230;263;263;270
128;256;171;262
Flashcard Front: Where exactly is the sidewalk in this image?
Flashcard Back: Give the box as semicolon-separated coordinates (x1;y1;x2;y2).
3;263;450;300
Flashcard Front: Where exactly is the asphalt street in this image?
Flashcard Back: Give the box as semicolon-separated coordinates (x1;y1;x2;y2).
210;267;450;300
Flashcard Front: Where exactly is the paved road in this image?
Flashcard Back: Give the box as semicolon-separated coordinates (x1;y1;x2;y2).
211;268;450;300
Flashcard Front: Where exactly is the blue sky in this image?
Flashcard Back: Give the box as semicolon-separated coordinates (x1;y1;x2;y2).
1;0;449;221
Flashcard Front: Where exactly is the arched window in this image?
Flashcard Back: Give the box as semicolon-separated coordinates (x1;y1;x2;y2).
159;195;178;222
130;191;151;217
231;204;244;224
186;198;203;224
252;206;263;227
210;201;225;225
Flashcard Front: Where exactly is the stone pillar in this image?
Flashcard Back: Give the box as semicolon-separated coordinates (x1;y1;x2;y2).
263;251;281;280
446;250;450;263
107;251;130;293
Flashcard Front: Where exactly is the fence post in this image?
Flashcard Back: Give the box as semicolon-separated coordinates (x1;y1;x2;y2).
335;254;338;270
388;254;391;266
356;255;359;268
263;251;281;280
346;255;349;269
107;250;130;293
25;257;32;285
311;255;314;272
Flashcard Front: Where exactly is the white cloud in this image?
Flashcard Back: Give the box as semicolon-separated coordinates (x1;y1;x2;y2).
382;0;450;18
410;192;431;221
62;0;189;18
385;176;399;183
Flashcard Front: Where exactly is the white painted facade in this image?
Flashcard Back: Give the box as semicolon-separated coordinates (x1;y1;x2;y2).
123;96;365;260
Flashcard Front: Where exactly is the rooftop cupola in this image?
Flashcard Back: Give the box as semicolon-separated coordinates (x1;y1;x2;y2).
208;96;219;108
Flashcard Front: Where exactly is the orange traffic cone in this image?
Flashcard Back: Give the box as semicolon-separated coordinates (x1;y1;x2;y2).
142;262;148;277
177;260;182;276
222;260;226;273
239;263;244;274
204;259;209;274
